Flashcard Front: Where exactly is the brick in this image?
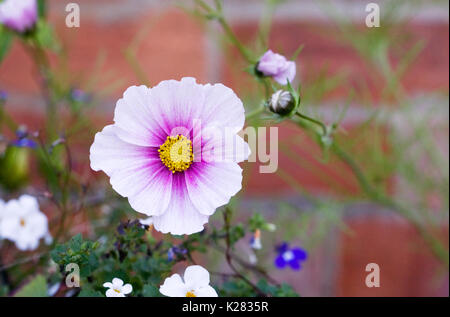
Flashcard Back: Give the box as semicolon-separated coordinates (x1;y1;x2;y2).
0;8;206;97
221;22;449;101
336;216;449;296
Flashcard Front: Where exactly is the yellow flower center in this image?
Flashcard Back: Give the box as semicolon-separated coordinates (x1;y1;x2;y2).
114;289;121;293
185;291;196;297
158;135;194;173
19;218;26;227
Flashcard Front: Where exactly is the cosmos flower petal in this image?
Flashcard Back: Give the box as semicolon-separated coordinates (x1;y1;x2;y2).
201;83;245;132
185;162;243;216
199;130;251;163
152;174;208;235
113;85;166;147
183;265;211;289
90;125;157;176
195;286;218;297
145;77;207;135
103;282;113;288
111;163;173;217
159;274;186;297
122;284;133;294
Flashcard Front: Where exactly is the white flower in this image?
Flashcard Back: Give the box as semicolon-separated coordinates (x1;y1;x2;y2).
103;278;133;297
139;217;153;227
159;265;218;297
0;195;50;251
0;199;5;234
250;229;262;250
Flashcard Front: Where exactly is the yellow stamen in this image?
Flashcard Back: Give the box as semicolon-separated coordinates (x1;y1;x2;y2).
114;289;121;293
19;218;25;227
158;135;194;173
186;291;196;297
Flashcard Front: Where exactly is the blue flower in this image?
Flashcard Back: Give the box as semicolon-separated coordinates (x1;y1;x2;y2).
70;88;91;103
167;246;187;262
11;130;37;149
274;243;307;271
0;90;7;102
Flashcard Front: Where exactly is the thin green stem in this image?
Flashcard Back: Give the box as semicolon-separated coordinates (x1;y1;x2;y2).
246;106;265;120
217;16;255;63
295;112;327;136
332;142;449;268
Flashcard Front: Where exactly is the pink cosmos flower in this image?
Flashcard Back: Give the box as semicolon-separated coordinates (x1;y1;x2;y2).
256;50;296;85
0;0;37;33
90;77;250;235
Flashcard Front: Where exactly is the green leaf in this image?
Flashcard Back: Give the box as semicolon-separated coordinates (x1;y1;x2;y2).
78;288;103;297
0;27;13;64
35;19;60;52
14;275;48;297
142;284;161;297
37;0;47;18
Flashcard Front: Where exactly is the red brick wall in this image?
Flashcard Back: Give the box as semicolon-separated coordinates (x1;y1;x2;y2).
0;0;448;296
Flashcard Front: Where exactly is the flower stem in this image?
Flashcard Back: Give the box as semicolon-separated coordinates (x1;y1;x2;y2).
332;142;449;268
246;106;265;120
223;208;267;296
295;112;327;136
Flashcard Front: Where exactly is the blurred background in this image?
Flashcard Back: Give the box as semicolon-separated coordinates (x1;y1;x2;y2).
0;0;448;296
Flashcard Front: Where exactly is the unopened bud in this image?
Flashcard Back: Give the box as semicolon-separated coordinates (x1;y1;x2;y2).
269;90;295;115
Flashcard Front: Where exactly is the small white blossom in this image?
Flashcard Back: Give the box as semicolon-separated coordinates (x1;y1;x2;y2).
0;199;6;238
139;217;153;227
160;265;218;297
0;195;50;251
103;278;133;297
250;229;262;250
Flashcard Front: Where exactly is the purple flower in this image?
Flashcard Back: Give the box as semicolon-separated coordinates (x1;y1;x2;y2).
0;90;7;102
90;78;251;235
274;243;307;270
0;0;38;33
70;88;91;103
11;129;37;149
256;50;296;85
167;246;187;261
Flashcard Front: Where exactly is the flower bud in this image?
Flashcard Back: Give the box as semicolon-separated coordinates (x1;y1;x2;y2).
0;145;30;191
250;229;262;250
0;0;38;33
256;50;296;85
269;90;296;115
263;223;276;232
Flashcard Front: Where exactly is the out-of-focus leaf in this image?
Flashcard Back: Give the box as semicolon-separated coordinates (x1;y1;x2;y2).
35;20;60;52
142;284;162;297
78;287;103;297
37;0;46;18
14;275;48;297
0;27;13;64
